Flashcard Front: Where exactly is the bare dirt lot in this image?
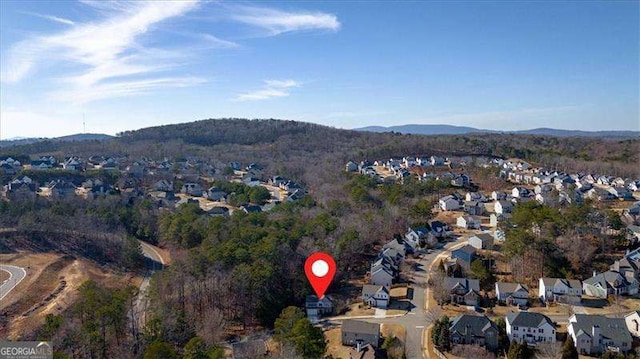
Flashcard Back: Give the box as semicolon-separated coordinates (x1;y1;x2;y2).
0;251;139;339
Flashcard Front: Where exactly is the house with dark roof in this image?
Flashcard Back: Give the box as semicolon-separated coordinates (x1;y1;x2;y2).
449;314;499;350
506;312;555;344
567;314;632;355
495;282;529;306
451;245;477;270
305;295;333;321
583;270;638;298
468;233;494;250
444;277;480;306
342;320;380;348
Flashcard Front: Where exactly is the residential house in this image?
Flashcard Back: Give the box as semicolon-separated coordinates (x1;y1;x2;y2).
567;314;632;355
466;192;485;202
305;295;333;320
62;157;83;171
382;239;408;261
370;261;395;287
585;187;617;201
451;245;478;270
208;206;230;216
464;201;484;216
206;187;227;202
362;285;390;309
494;200;513;215
181;183;204;196
48;180;77;198
534;184;552;194
512;187;532;199
444;277;480;306
154;180;173;192
468;233;494;250
624;311;640;337
489;213;511;228
583;270;638;298
439;195;461;211
536;192;558;206
506;312;555;344
609;187;633;200
495;282;529;305
2;177;37;201
457;215;480;230
342;320;380;348
405;226;437;249
242;175;261;187
430;156;445;166
241;205;262;214
430;221;453;239
451;174;471;187
538;278;582;304
346;161;358;172
491;191;507;201
449;314;499;350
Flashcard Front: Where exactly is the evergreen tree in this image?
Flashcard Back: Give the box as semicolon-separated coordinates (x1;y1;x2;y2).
561;337;578;359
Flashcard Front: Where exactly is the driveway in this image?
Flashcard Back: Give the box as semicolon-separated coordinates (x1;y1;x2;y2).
327;236;468;359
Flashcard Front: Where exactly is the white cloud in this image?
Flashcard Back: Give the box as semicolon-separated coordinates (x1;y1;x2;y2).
229;5;340;36
1;1;203;104
20;11;76;26
234;79;300;101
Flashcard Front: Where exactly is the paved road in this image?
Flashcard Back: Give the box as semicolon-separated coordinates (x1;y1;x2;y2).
0;265;27;302
327;237;468;359
132;241;166;329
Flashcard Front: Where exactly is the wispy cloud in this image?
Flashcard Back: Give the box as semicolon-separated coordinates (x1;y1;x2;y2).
228;5;341;36
20;11;76;26
235;79;301;101
2;1;204;104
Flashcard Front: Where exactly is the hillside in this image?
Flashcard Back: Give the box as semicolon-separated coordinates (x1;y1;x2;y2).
0;133;113;148
2;119;639;180
356;124;640;138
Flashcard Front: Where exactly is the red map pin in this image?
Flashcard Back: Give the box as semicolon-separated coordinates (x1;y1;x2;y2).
304;252;336;299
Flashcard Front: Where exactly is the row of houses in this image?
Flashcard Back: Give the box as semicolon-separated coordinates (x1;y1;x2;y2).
449;311;637;356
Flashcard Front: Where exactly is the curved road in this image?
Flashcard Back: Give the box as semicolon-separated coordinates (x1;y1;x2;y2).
132;241;166;329
0;265;27;302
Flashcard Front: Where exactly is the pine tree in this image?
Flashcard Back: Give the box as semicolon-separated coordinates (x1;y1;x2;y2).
561;337;579;359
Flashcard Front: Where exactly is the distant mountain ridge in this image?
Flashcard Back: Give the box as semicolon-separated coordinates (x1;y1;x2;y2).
356;124;639;138
0;133;113;148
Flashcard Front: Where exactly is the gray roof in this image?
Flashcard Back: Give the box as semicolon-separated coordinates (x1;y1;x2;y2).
362;285;388;297
444;277;480;292
570;314;632;342
506;312;553;328
450;314;497;337
342;320;380;336
496;282;529;294
471;233;494;243
453;244;476;256
584;271;629;289
540;278;582;289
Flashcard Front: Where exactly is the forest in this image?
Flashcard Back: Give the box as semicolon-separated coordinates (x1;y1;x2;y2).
1;118;638;358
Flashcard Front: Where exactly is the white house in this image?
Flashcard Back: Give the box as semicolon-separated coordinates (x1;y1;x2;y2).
362;285;389;309
370;263;394;287
539;278;582;304
506;312;556;344
457;215;481;230
439;195;461;211
495;282;529;305
495;200;513;215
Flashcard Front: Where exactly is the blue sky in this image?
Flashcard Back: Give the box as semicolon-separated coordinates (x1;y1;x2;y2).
1;0;638;138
